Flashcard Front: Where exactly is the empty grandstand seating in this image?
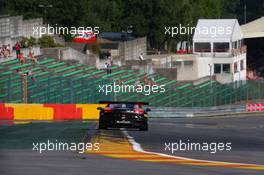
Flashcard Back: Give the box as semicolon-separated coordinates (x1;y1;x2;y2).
0;57;264;107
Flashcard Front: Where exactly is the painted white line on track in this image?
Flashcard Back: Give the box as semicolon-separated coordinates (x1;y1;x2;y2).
122;130;264;167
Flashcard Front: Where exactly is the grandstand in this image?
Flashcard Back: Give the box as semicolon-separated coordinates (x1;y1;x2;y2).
0;57;264;107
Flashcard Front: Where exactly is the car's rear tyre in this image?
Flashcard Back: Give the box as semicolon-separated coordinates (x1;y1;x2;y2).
139;123;148;131
98;123;107;129
98;118;107;129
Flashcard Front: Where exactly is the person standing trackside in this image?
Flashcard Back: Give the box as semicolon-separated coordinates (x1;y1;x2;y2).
104;62;109;74
18;53;26;64
28;45;38;63
139;53;144;64
27;67;36;82
108;60;113;74
6;44;11;57
15;42;21;59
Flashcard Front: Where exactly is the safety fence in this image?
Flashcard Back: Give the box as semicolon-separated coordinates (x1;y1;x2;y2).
1;75;264;107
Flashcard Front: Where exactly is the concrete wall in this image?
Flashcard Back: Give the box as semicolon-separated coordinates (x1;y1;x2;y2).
41;48;60;59
215;73;233;84
119;37;147;60
61;47;97;66
41;47;97;66
0;16;23;46
170;54;212;81
21;46;41;56
154;68;177;79
23;18;43;38
0;16;43;46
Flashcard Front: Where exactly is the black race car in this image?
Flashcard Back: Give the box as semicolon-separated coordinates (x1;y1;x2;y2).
97;101;150;131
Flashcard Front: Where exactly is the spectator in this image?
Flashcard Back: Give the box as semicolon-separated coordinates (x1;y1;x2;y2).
0;46;3;58
28;45;37;63
135;80;141;88
107;55;112;62
18;53;26;64
139;53;144;64
117;78;123;85
104;62;109;74
3;45;9;58
15;42;21;59
107;60;112;74
16;68;22;73
6;44;11;57
26;67;36;82
0;44;12;58
143;73;148;84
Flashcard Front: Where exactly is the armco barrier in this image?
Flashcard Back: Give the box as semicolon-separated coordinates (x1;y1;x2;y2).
0;103;106;120
247;103;264;112
148;105;247;118
1;103;262;120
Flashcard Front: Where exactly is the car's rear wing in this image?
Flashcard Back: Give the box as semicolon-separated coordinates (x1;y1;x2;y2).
99;101;149;105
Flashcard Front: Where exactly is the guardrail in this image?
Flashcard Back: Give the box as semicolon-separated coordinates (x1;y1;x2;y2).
1;103;263;120
148;104;247;118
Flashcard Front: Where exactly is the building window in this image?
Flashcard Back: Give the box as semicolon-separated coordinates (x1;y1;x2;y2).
214;64;221;74
240;60;244;70
213;42;229;52
194;42;211;52
223;64;231;73
234;62;238;73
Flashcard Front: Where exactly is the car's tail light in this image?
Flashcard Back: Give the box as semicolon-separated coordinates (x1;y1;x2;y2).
104;107;113;113
134;109;144;115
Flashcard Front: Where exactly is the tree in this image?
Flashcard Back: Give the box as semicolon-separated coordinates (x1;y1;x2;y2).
2;0;259;50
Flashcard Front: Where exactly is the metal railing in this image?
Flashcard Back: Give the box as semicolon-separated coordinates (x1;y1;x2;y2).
148;104;247;118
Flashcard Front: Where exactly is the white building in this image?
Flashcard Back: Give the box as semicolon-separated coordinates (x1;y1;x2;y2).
175;19;246;84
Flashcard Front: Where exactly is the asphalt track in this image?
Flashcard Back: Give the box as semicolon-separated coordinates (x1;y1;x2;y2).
0;114;264;175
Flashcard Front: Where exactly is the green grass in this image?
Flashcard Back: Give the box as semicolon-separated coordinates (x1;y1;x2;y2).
0;122;95;149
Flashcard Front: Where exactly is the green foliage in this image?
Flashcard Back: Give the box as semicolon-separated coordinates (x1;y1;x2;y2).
18;36;62;48
20;37;29;48
63;34;73;42
1;0;263;50
38;35;63;48
20;36;37;48
28;36;37;46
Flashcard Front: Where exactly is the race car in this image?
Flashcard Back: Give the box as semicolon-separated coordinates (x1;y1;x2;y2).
97;101;150;131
